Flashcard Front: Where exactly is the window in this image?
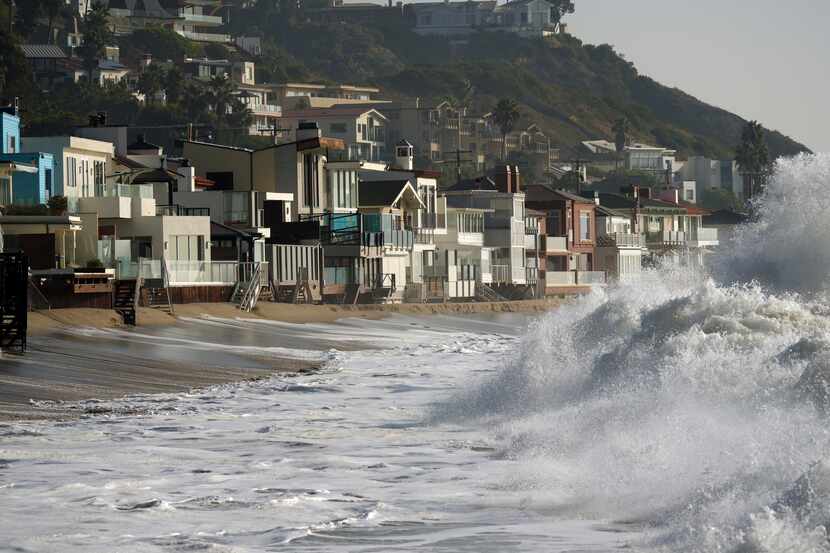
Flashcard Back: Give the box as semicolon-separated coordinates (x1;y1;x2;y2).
579;211;591;241
170;235;204;261
685;189;695;201
0;177;10;205
303;154;319;208
94;160;105;186
206;171;234;191
45;168;53;197
419;13;432;25
66;156;77;188
8;135;15;153
329;123;347;134
520;11;528;24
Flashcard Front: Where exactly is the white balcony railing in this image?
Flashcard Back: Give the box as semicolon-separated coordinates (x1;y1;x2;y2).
546;271;576;287
690;227;719;243
546;236;568;253
491;264;510;284
250;104;282;115
647;230;686;245
524;233;538;250
597;233;646;248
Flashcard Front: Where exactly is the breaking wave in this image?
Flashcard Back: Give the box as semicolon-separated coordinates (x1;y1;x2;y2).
437;153;830;552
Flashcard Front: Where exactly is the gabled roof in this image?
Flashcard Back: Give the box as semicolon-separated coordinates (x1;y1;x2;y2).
358;179;424;208
21;44;67;59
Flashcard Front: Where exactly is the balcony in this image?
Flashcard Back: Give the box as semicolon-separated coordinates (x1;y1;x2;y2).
491;264;510;284
646;230;687;247
546;271;575;287
687;227;719;247
545;236;568;253
250;104;282;116
597;233;646;249
383;229;414;250
577;271;607;285
179;11;224;25
178;30;231;43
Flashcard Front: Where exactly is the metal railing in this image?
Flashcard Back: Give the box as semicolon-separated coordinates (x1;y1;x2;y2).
179;11;223;24
178;30;232;43
597;233;646;248
156;204;211;217
161;260;268;285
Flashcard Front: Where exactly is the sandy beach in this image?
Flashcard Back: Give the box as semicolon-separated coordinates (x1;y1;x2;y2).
2;300;559;421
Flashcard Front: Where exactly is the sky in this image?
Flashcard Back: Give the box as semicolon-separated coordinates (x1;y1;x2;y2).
568;0;830;153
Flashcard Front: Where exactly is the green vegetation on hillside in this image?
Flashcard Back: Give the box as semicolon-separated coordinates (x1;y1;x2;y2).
1;0;811;162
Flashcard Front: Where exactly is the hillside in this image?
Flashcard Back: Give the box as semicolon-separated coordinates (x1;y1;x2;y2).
246;14;809;160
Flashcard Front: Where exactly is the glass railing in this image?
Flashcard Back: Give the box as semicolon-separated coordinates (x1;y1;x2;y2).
323;267;353;285
95;182;153;199
157;205;211;217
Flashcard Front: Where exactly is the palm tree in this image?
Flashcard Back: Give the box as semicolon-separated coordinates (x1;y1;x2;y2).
206;74;236;126
136;63;165;105
735;120;771;201
492;98;520;161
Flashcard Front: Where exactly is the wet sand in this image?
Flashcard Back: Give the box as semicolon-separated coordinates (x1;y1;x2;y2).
3;300;558;421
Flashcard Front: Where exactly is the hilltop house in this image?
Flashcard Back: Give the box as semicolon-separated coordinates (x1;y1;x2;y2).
278;107;390;162
411;0;567;38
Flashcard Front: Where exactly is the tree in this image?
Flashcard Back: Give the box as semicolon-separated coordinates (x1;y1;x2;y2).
549;0;575;25
612;117;629;161
181;81;211;123
0;30;32;99
79;2;112;82
136;63;166;104
491;98;520;162
735;120;772;200
206;74;236;126
42;0;63;44
164;66;183;105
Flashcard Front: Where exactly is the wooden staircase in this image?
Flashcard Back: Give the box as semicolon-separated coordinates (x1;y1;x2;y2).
0;253;28;353
143;278;174;314
113;279;140;326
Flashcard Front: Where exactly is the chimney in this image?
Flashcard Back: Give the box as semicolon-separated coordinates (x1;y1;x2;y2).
177;163;196;193
296;121;321;141
594;191;599;206
493;165;512;193
512;164;521;193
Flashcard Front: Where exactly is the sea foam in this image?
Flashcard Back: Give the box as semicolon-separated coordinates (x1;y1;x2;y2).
436;153;830;552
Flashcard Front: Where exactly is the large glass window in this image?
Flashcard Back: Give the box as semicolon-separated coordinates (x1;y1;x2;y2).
170;235;204;261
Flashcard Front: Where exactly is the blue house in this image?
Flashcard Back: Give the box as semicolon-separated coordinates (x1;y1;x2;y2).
0;152;54;204
0;105;55;205
0;108;21;155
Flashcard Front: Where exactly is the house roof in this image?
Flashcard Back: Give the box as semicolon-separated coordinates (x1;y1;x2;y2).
358;179;424;208
595;204;628;218
703;209;750;225
446;176;499;192
99;60;128;71
282;107;388;120
128;135;162;151
21;44;67;59
113;154;147;170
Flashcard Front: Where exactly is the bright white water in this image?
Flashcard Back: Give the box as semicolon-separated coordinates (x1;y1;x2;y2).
4;153;830;552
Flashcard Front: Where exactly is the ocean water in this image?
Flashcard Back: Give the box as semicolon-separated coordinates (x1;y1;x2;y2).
3;153;830;552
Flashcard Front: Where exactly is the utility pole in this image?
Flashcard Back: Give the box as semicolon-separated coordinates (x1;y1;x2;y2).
442;147;473;187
